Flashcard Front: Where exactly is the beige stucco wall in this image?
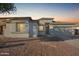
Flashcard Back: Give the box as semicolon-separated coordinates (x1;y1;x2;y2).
4;20;30;38
3;18;38;38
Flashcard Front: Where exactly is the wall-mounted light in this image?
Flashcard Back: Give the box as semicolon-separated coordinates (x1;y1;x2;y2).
6;19;11;23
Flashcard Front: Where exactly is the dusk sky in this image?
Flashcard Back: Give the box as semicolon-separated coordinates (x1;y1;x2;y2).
0;3;79;23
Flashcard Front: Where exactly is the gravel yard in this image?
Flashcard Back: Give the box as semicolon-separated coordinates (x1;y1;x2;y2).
0;37;79;56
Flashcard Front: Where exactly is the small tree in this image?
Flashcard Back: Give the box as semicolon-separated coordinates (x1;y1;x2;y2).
0;3;16;14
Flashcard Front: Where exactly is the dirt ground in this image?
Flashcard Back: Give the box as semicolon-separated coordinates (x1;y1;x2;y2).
0;37;79;56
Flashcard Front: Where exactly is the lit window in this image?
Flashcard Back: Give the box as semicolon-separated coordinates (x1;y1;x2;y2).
16;23;26;32
39;25;44;31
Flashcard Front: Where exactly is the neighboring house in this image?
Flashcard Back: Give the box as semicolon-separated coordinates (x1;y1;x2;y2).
0;17;79;38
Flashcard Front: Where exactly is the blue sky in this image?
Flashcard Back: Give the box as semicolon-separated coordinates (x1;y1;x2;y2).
0;3;79;22
14;3;79;18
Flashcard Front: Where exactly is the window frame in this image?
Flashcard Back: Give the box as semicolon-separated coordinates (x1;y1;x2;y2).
16;22;26;32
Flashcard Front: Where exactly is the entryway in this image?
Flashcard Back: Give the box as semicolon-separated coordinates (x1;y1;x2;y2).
45;23;49;34
75;29;79;35
0;26;3;34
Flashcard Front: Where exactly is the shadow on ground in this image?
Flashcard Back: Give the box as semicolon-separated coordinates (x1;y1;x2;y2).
39;36;65;42
38;35;79;42
0;43;25;49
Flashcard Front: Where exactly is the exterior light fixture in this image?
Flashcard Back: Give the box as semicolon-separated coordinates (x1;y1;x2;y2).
6;19;11;23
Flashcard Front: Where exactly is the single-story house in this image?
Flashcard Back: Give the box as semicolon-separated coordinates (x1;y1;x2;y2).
0;17;79;38
0;17;38;38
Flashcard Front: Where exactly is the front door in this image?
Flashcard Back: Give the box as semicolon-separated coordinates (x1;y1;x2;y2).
75;29;79;35
0;26;3;34
45;23;49;34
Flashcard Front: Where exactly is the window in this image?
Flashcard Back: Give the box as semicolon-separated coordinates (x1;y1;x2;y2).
49;25;53;29
39;25;44;31
16;23;26;32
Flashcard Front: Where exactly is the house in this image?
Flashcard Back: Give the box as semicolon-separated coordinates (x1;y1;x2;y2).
0;17;55;38
0;17;79;38
38;18;54;36
0;17;38;38
49;22;79;38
